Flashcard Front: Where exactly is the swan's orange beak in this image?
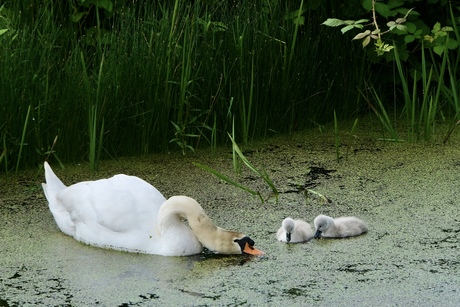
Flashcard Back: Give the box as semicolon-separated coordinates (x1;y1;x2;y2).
243;242;265;256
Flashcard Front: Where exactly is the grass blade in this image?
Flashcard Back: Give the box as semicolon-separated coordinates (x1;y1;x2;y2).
16;105;31;172
193;162;263;203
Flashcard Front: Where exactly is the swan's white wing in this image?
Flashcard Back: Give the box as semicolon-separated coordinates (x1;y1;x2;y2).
55;175;167;252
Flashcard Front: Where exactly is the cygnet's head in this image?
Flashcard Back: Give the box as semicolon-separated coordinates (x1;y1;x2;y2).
282;217;296;242
313;214;333;239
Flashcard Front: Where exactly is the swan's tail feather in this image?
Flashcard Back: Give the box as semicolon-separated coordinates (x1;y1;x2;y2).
42;161;66;201
42;162;75;236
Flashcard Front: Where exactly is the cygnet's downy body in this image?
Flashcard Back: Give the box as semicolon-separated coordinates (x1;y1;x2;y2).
313;214;368;238
277;217;313;243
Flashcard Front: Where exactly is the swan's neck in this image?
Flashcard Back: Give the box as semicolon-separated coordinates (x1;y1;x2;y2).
159;196;243;254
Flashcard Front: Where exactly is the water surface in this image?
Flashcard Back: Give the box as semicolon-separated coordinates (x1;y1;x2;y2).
1;129;460;306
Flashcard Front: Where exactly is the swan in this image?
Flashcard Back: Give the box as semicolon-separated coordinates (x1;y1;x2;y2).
313;214;368;238
42;162;264;256
276;217;313;243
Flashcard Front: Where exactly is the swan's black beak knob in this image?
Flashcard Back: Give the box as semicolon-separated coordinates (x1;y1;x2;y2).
235;236;265;256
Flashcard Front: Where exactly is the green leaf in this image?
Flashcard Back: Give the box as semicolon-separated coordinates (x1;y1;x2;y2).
322;18;346;27
78;0;92;8
433;45;444;56
383;44;394;52
395;7;419;16
94;0;113;12
170;121;181;131
404;35;415;44
341;25;356;34
387;0;405;10
185;145;195;153
437;31;447;38
71;12;87;23
211;21;228;32
375;2;391;18
293;16;305;26
285;8;307;20
362;36;371;47
353;30;370;40
405;22;417;33
362;0;372;11
447;39;459;50
0;29;8;36
355;19;369;24
396;24;407;32
441;26;454;32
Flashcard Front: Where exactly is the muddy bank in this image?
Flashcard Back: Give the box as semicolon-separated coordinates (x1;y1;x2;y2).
1;124;460;306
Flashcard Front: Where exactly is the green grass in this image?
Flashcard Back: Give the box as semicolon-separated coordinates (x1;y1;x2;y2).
193;132;279;203
228;133;278;202
0;1;402;172
193;162;264;203
334;110;340;163
372;36;458;143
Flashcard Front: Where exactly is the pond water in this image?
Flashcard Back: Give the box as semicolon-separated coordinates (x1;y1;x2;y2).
1;127;460;306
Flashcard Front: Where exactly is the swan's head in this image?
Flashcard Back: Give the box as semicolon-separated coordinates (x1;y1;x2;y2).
281;217;296;242
207;230;265;256
233;236;265;256
313;214;333;239
162;196;265;256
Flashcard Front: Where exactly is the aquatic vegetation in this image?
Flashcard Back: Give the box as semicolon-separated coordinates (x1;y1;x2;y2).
193;133;278;203
0;1;364;172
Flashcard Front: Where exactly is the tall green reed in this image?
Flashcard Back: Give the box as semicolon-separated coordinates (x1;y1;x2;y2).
0;3;64;171
0;135;7;173
193;131;279;203
0;1;369;172
333;110;339;163
228;133;279;202
392;40;451;141
15;105;31;173
360;86;399;141
193;162;264;203
81;51;106;171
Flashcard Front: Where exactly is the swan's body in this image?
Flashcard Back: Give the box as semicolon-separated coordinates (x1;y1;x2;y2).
42;162;264;256
313;214;368;238
276;217;313;243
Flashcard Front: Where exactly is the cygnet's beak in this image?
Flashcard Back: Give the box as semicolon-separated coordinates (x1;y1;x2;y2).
286;232;292;242
314;229;322;239
242;242;265;256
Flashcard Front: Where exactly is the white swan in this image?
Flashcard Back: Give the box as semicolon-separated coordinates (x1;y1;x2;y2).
276;217;313;243
313;214;368;238
42;162;264;256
